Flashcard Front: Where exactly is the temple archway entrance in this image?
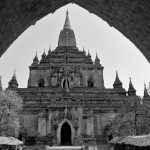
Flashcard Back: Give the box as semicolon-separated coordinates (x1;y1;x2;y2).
61;122;72;145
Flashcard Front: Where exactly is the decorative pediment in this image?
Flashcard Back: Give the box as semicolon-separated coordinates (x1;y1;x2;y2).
52;107;79;127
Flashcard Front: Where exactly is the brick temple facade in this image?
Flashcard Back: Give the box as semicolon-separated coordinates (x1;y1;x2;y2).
7;10;137;150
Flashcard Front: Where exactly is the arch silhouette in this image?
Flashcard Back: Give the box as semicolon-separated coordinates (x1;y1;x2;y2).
61;122;72;145
0;1;150;63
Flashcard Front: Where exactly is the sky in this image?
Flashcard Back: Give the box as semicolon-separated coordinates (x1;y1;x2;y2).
0;4;150;96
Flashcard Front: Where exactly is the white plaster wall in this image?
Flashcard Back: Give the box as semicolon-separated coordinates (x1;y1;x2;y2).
86;117;94;136
47;110;52;135
81;69;104;88
77;107;83;135
38;117;46;136
28;69;51;87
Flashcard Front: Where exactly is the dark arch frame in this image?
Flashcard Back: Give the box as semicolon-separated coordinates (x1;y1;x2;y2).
0;1;150;63
61;122;72;146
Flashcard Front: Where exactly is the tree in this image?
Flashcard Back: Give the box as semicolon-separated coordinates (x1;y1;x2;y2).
108;96;150;137
0;89;23;137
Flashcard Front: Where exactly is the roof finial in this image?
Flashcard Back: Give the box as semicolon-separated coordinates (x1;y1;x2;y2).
33;51;39;63
13;70;16;78
128;76;136;96
113;71;122;89
129;76;132;85
116;71;119;78
8;70;18;88
83;46;86;53
95;52;100;64
87;49;91;56
63;9;71;29
42;49;46;57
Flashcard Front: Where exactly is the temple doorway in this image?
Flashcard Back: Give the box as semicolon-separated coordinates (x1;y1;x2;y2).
61;122;71;145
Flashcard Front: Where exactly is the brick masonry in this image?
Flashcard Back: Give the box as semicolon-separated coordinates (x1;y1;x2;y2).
0;0;150;63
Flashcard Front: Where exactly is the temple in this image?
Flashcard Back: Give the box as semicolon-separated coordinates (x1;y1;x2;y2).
7;11;138;150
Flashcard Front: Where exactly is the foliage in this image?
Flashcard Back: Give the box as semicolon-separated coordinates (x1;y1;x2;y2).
108;96;150;137
148;83;150;96
0;89;23;137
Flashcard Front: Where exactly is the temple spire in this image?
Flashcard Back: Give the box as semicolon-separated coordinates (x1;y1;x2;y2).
87;50;91;57
32;51;39;66
40;50;46;63
13;70;16;78
8;70;19;88
95;52;100;64
83;46;85;53
63;9;71;30
113;71;123;89
128;77;136;96
58;10;76;47
34;51;38;61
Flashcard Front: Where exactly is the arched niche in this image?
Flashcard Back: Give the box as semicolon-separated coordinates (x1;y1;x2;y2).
57;119;75;146
61;122;72;145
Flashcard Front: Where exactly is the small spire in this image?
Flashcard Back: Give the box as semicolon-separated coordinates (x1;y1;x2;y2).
128;77;136;96
116;71;119;79
43;49;46;55
13;70;16;78
33;51;39;61
32;51;39;66
40;49;46;63
47;46;51;57
49;46;51;52
87;50;91;57
95;52;100;64
129;77;133;88
113;71;122;89
0;75;2;90
83;46;85;52
63;9;71;30
8;70;18;88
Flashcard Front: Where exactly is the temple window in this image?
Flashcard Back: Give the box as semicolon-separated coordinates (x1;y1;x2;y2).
87;76;95;87
62;78;70;89
38;78;45;87
108;134;113;141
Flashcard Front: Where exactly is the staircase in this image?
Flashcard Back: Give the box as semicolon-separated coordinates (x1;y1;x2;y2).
47;146;82;150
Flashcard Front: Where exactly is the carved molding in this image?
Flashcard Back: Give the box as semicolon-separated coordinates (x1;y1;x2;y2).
52;107;79;127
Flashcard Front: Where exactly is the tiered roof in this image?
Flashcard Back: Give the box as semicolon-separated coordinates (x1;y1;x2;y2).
31;10;101;66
